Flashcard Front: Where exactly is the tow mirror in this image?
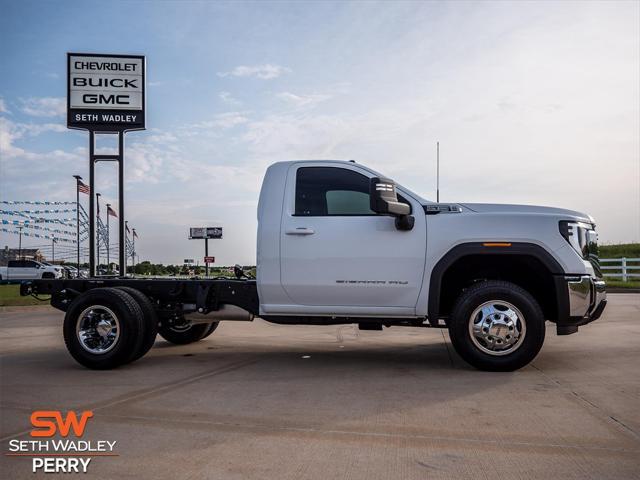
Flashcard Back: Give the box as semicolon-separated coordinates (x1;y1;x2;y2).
369;176;414;230
369;177;410;216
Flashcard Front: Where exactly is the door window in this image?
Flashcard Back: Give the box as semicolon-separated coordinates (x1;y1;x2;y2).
295;167;375;216
294;166;410;216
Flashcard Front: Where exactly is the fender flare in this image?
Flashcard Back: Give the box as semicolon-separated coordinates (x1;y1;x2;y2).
428;242;564;322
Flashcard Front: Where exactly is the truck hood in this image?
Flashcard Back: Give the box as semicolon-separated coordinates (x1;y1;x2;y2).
458;203;593;223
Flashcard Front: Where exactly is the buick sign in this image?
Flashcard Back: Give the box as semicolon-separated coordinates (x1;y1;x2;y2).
67;53;146;131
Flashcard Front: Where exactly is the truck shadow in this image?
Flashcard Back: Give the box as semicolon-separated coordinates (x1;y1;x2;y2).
148;337;470;372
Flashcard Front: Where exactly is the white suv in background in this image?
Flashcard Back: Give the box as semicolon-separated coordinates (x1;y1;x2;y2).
0;260;64;281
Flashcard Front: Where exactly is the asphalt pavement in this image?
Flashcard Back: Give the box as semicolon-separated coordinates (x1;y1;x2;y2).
1;294;639;479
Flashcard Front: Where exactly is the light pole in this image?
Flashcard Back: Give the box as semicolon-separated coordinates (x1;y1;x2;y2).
73;175;82;276
18;225;23;260
96;193;101;273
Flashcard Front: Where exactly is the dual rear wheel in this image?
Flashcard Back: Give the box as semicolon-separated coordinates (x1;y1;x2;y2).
63;287;217;369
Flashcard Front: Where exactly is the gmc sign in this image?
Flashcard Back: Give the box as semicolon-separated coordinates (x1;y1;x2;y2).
67;53;145;131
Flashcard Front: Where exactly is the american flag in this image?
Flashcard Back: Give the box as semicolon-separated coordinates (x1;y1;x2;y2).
107;205;117;218
133;229;138;239
78;180;90;195
126;223;131;234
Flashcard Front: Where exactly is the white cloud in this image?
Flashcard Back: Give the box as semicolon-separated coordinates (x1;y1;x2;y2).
0;117;84;203
189;112;249;130
217;64;291;80
0;117;74;160
219;91;241;105
0;97;9;114
0;117;23;157
22;122;67;136
276;92;333;108
20;97;66;117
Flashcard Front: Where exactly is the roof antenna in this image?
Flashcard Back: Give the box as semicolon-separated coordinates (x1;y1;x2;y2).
436;141;440;203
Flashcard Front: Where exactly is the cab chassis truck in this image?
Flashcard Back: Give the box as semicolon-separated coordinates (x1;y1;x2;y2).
21;160;607;371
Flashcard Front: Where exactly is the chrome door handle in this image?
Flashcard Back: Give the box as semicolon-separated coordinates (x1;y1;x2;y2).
285;227;315;235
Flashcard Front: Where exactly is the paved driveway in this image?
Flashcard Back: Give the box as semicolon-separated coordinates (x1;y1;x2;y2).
1;294;639;479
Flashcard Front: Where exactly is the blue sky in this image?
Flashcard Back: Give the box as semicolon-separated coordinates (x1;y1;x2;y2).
1;0;639;265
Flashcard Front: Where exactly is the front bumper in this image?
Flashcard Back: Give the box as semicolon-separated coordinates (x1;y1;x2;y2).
557;275;607;335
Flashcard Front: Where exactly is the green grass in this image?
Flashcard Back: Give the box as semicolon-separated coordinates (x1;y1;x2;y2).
599;243;640;259
603;279;640;289
0;284;50;307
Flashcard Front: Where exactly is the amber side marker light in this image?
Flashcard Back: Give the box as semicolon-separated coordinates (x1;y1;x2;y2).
483;242;512;247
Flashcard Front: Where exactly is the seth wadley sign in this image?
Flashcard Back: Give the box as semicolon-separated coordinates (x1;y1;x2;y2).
67;53;146;131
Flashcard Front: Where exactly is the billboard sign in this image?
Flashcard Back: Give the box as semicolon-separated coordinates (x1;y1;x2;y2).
67;53;146;131
184;259;195;264
206;227;223;239
204;256;215;263
189;227;223;239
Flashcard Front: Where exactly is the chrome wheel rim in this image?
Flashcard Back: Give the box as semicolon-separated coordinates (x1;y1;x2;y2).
468;300;526;356
76;305;120;354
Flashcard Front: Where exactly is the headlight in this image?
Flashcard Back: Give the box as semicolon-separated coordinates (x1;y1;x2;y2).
559;221;598;259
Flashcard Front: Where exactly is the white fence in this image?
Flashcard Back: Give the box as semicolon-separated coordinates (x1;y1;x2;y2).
600;258;640;282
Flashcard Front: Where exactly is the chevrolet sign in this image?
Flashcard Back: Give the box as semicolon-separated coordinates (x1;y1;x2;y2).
67;53;145;131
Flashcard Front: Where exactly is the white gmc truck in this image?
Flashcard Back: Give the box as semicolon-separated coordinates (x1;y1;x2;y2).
22;160;607;371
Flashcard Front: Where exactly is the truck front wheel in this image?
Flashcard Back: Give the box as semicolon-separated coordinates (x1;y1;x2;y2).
158;321;218;345
447;280;545;371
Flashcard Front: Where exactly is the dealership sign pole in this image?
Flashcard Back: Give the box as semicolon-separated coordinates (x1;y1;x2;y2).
67;53;146;277
189;227;223;277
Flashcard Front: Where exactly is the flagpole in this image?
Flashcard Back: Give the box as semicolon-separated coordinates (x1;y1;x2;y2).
125;221;128;273
73;175;82;277
436;141;440;203
106;203;111;272
132;229;136;273
96;192;101;274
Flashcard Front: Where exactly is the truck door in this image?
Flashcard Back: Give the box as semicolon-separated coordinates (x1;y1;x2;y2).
25;261;41;279
7;260;30;279
280;164;427;317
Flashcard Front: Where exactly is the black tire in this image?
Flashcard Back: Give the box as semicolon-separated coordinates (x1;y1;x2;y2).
448;280;545;372
42;272;55;279
200;321;219;340
113;287;158;362
63;288;145;369
158;321;214;345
